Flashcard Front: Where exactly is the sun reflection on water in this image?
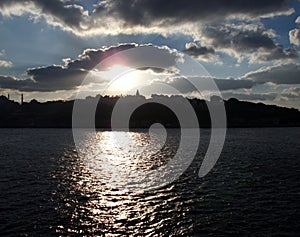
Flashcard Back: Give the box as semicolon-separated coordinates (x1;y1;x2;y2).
52;130;197;236
74;130;178;190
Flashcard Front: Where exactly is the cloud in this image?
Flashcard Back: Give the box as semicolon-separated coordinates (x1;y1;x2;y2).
141;62;300;98
26;65;89;91
0;49;12;67
0;0;89;35
241;63;300;84
0;44;183;92
0;44;136;92
289;16;300;46
281;87;300;100
199;24;298;63
0;1;297;64
183;42;216;61
0;0;294;36
66;43;137;71
296;16;300;25
290;31;300;47
101;0;293;26
0;65;109;92
0;75;34;90
253;46;298;62
0;60;13;68
2;45;298;94
21;43;145;91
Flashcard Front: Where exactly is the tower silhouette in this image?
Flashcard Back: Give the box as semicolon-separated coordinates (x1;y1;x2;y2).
136;89;140;96
21;94;23;105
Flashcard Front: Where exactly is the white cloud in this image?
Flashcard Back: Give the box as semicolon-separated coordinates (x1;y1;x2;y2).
289;28;300;46
289;16;300;47
296;16;300;25
289;16;300;46
0;60;13;68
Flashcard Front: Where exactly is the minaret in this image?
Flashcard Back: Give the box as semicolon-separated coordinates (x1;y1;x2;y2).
7;93;10;100
21;93;24;105
136;89;140;96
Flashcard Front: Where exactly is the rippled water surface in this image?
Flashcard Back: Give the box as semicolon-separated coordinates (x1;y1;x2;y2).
0;128;299;236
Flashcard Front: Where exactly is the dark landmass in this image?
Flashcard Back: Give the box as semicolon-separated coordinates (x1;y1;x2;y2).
0;95;299;128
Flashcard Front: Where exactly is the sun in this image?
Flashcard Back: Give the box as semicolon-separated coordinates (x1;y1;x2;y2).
99;65;143;95
93;64;161;96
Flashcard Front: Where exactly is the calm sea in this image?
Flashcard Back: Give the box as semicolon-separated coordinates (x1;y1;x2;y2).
0;128;299;236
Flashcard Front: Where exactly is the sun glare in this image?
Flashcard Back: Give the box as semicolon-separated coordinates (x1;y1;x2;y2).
100;65;146;95
91;64;167;96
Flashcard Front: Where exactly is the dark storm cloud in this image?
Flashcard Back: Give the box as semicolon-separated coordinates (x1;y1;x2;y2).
102;0;291;26
0;75;34;90
0;67;89;92
242;63;300;84
202;25;298;62
0;0;293;31
26;65;88;91
0;0;295;43
0;0;87;30
31;0;85;28
183;43;216;61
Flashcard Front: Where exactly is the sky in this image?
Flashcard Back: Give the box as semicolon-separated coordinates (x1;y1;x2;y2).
0;0;300;109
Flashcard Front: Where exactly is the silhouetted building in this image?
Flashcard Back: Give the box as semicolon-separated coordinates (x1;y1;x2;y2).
21;94;24;105
136;90;140;96
7;94;10;100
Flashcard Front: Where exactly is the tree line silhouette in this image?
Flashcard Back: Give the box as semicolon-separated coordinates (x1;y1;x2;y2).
0;94;299;128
